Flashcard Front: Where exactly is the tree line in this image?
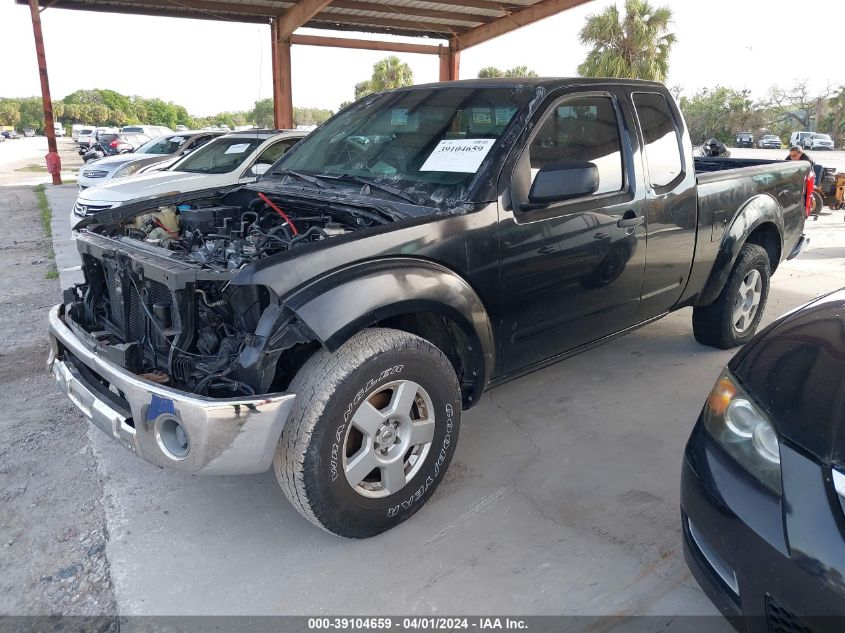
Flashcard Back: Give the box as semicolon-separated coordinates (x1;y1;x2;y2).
0;89;334;133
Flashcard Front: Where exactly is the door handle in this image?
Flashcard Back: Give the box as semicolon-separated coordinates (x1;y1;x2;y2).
617;214;644;228
538;245;557;254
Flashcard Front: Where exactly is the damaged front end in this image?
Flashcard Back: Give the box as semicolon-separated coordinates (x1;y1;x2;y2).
49;187;400;473
64;188;395;398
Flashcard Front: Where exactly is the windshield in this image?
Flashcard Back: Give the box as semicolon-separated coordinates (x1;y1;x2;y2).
172;136;264;174
80;128;95;135
815;134;832;141
136;135;188;155
268;85;535;205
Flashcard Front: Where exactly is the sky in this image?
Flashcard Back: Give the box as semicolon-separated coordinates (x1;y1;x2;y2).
0;0;842;117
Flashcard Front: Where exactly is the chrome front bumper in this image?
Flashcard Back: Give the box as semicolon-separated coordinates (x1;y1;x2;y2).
47;304;296;475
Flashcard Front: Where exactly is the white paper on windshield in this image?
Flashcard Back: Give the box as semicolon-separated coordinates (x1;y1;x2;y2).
224;143;251;155
391;108;409;126
419;138;495;173
170;136;184;143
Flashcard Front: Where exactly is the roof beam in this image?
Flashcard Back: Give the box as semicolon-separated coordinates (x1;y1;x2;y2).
427;0;521;12
328;0;496;23
290;33;442;54
310;11;466;34
277;0;335;37
454;0;591;49
43;0;282;19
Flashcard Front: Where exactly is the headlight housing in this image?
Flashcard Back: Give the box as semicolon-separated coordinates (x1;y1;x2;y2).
113;163;141;179
702;370;782;494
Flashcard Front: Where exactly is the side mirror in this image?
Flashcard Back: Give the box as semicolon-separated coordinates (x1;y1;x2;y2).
250;163;271;177
527;159;599;206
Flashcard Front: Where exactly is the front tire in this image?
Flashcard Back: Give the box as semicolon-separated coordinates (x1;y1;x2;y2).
692;243;771;349
274;328;461;538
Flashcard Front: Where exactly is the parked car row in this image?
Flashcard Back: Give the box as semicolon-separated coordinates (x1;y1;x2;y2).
791;130;836;150
71;129;306;228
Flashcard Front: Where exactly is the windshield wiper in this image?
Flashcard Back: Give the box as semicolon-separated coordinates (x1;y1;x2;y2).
316;173;417;204
273;168;333;190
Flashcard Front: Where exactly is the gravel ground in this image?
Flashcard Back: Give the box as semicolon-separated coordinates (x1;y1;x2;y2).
0;186;116;617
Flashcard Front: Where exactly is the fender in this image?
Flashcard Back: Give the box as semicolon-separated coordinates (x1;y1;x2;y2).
281;257;495;400
696;193;784;307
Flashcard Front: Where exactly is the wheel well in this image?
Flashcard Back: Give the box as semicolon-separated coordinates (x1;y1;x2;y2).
745;223;781;273
271;312;483;409
376;311;480;409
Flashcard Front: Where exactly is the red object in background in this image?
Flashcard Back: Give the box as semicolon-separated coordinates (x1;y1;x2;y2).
45;152;62;175
110;140;119;148
804;171;815;217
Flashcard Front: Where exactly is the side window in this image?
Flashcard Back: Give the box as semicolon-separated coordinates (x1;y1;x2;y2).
185;135;210;151
257;139;295;165
633;92;683;188
529;95;624;196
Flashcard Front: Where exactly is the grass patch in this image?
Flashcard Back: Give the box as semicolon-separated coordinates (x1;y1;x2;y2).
45;268;59;280
15;164;47;173
34;184;52;239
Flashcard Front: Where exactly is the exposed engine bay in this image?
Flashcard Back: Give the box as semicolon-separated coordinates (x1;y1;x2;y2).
66;191;398;397
109;193;390;271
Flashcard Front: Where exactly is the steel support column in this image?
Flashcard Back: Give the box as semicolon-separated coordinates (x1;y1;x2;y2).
438;41;460;81
277;37;293;129
270;19;283;129
28;0;61;185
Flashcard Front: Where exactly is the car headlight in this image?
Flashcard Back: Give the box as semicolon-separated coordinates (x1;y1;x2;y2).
702;370;782;493
113;163;141;179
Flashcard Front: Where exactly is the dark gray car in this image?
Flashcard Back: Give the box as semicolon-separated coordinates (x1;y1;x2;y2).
76;131;224;190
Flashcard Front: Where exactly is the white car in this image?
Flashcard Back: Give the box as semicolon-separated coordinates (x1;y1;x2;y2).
70;130;306;231
120;124;174;138
807;133;834;151
76;131;223;190
77;126;97;148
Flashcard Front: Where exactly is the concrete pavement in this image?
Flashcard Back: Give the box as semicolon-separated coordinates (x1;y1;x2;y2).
44;186;845;619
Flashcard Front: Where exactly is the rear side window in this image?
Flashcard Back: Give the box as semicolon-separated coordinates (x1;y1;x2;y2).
529;95;624;196
633;92;683;188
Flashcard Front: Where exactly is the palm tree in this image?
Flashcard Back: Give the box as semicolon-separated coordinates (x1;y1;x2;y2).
577;0;676;82
370;56;414;92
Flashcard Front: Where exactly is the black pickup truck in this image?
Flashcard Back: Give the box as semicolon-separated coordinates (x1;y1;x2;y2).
50;79;810;538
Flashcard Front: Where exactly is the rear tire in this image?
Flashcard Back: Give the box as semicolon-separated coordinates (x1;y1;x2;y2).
810;191;824;219
274;328;461;538
692;243;771;349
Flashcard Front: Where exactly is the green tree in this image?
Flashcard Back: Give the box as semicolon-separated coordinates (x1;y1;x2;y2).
252;98;274;128
89;105;110;125
477;66;538;78
0;102;21;127
478;66;504;78
505;66;538;77
370;56;413;92
354;80;373;100
18;98;45;131
353;56;414;100
64;103;84;123
577;0;676;82
294;107;333;126
679;86;761;144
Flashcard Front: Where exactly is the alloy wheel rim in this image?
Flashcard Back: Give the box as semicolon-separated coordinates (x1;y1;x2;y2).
342;380;435;498
732;269;762;334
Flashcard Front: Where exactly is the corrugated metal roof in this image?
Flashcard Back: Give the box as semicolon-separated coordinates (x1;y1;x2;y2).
21;0;585;40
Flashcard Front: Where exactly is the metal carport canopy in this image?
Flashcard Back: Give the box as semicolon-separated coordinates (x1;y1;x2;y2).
19;0;592;128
